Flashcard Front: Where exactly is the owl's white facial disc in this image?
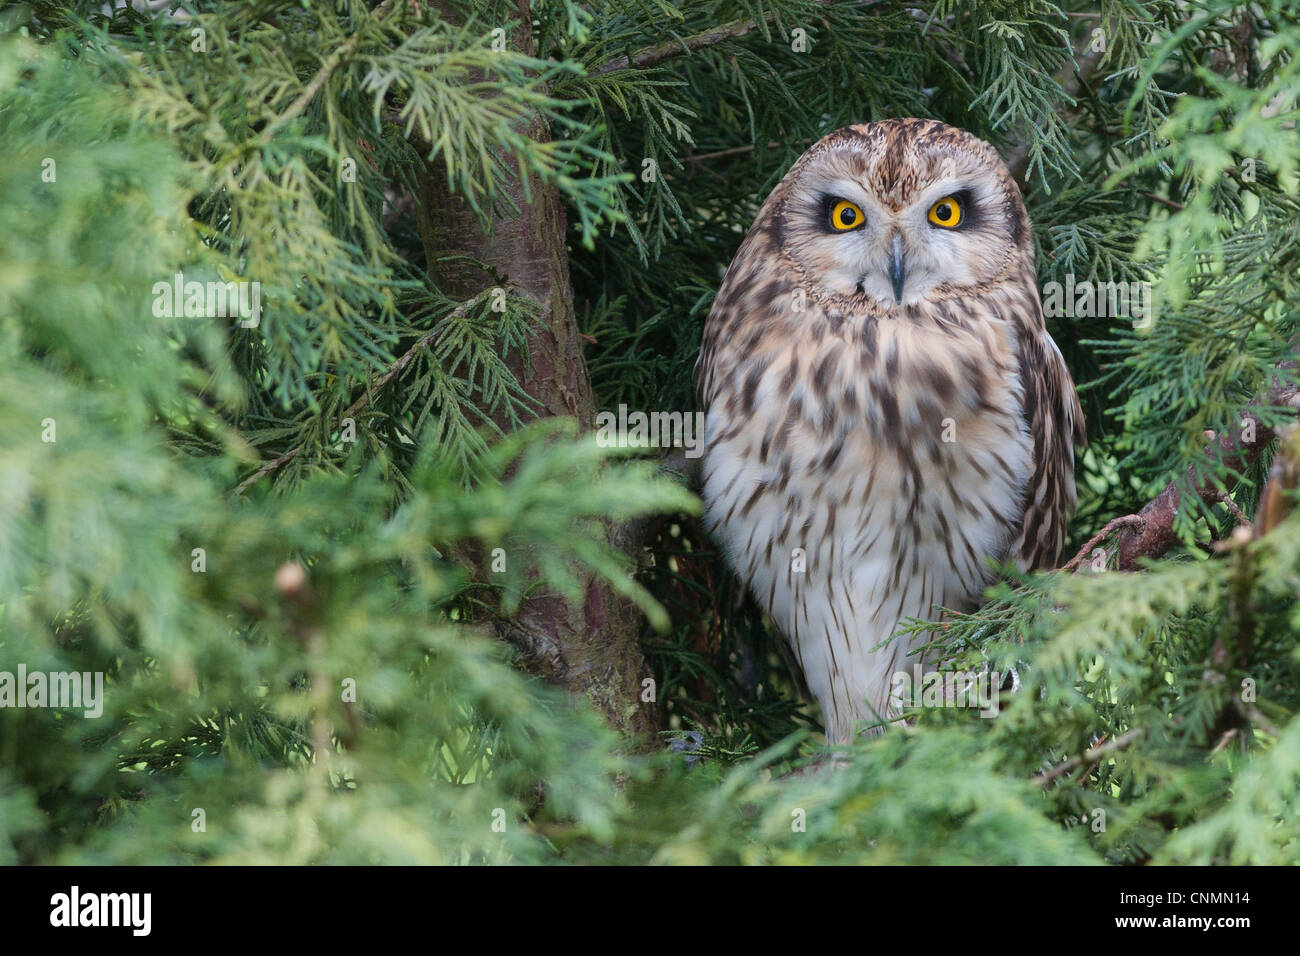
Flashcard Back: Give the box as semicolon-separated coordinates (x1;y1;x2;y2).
774;129;1028;310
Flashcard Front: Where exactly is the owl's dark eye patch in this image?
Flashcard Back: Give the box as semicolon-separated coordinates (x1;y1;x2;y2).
939;188;980;230
819;195;866;233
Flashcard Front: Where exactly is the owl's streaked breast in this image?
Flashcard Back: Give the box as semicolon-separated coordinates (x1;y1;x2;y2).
700;295;1033;742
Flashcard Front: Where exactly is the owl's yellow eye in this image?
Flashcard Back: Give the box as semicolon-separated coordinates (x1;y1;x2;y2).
829;199;864;231
927;196;963;228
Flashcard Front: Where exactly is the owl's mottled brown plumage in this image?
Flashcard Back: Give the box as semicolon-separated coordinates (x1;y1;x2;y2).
696;119;1084;742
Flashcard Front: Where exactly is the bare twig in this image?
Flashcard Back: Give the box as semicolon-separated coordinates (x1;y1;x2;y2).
1035;727;1144;787
1061;515;1146;572
685;143;777;164
1208;727;1238;755
1214;488;1251;527
588;0;865;77
1144;191;1187;211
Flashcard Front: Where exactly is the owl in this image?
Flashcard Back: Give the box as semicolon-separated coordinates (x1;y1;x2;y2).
696;119;1084;744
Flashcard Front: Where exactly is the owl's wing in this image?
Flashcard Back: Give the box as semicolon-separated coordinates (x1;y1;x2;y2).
1011;330;1086;571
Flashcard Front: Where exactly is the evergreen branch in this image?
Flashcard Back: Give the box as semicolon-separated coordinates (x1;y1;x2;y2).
1005;42;1103;187
259;1;395;143
588;0;868;77
1204;428;1300;742
1114;370;1300;569
1034;727;1144;787
233;289;495;496
1067;360;1300;572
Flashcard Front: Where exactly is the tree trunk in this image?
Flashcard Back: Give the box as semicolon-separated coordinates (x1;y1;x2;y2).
413;6;656;744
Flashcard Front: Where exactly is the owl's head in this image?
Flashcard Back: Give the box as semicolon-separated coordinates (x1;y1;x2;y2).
769;119;1032;309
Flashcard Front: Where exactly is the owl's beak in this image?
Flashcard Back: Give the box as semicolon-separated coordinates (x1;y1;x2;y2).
889;233;907;305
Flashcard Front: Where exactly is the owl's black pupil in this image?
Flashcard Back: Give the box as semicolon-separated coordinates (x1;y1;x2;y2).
841;207;855;225
937;204;952;221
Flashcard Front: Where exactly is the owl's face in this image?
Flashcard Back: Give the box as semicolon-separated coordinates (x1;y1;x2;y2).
773;119;1030;309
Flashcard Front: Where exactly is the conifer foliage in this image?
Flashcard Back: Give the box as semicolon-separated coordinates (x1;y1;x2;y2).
2;0;1300;864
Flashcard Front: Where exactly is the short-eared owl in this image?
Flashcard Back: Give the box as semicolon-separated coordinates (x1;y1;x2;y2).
696;119;1084;743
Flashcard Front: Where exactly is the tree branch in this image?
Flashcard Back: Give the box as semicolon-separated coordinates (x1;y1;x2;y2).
1057;361;1300;571
588;0;866;77
1060;514;1146;571
1113;370;1300;570
232;290;490;496
685;143;778;164
1035;727;1144;787
1006;42;1104;188
1144;190;1186;212
260;1;394;143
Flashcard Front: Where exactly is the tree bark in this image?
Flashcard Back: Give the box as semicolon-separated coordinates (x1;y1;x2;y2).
413;5;656;744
